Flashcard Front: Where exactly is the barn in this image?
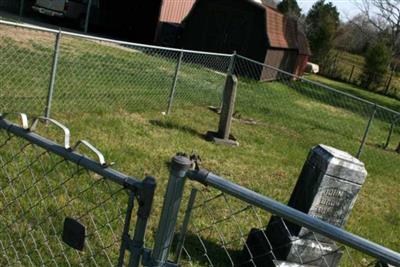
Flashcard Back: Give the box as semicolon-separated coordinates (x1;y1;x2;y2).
179;0;311;80
294;30;312;77
155;0;196;46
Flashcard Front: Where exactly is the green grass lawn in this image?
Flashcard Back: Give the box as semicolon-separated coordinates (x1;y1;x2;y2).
327;50;400;99
1;25;399;266
307;74;400;112
335;50;365;68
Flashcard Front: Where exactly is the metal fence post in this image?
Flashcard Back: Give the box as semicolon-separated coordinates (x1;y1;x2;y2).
19;0;25;18
44;30;62;119
356;104;377;158
166;51;184;115
228;51;237;76
117;176;156;267
385;69;394;95
118;191;137;267
348;65;355;82
174;188;198;263
151;155;192;266
128;176;156;267
84;0;92;33
384;117;398;149
330;53;339;77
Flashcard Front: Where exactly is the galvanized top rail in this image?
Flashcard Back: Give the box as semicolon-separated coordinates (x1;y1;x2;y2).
187;169;400;266
0;117;144;191
236;54;400;117
0;19;231;58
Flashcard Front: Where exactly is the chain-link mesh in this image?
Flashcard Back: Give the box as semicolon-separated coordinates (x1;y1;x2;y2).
233;55;400;176
1;23;400;262
0;24;54;115
0;116;149;266
54;35;179;114
319;56;400;99
0;22;232;116
172;52;230;109
234;56;367;160
171;186;390;267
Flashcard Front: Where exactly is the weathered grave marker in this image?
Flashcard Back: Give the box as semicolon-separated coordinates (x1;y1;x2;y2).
243;144;367;267
206;74;239;146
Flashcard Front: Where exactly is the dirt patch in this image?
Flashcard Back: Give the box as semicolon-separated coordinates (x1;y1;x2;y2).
61;36;144;55
208;106;260;126
91;40;143;54
0;24;55;50
116;109;149;125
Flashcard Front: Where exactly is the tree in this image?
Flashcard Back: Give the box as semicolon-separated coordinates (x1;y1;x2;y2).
277;0;302;18
354;0;400;57
305;0;340;63
361;41;392;89
334;15;374;54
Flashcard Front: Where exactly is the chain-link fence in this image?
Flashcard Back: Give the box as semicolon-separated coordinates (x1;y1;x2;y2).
318;53;399;99
0;114;156;266
233;55;400;176
0;23;54;115
173;188;381;267
1;19;399;168
2;118;400;267
150;155;400;267
1;18;399;178
1;21;400;263
0;19;229;117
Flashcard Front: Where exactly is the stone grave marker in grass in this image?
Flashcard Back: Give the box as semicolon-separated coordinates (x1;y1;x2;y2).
206;74;239;146
242;144;367;267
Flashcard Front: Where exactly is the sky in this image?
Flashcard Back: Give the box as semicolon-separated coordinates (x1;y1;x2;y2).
297;0;372;21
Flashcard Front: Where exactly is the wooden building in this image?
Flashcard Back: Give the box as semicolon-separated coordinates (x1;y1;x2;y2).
179;0;311;80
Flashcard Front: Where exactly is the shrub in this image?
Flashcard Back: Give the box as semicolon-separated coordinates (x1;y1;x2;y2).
361;41;391;90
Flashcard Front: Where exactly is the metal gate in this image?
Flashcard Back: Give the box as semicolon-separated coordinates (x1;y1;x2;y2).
0;113;156;266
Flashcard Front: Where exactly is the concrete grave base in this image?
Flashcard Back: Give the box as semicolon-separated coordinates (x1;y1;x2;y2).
205;131;239;146
285;238;343;267
242;227;342;267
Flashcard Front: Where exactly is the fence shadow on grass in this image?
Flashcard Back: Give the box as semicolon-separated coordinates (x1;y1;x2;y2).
149;119;205;139
172;232;243;267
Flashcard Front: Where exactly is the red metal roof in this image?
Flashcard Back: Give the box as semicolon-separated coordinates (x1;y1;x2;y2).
265;7;298;49
159;0;196;24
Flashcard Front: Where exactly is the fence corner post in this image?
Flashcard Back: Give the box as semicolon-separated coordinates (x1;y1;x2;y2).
228;50;237;76
151;155;192;266
44;30;62;119
166;50;184;115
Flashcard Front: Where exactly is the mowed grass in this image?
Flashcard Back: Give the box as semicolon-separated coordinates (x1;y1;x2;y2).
329;50;400;99
307;74;400;112
1;26;399;266
0;25;226;116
